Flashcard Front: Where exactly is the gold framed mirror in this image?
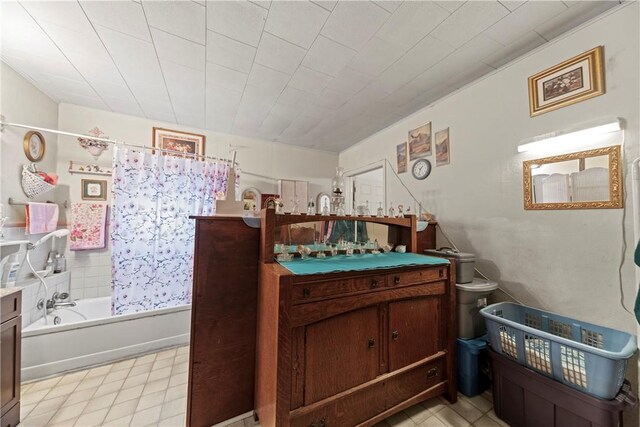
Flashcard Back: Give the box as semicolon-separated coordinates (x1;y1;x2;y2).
523;145;622;210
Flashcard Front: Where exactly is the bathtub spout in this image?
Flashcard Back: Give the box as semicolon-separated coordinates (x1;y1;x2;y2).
45;299;77;309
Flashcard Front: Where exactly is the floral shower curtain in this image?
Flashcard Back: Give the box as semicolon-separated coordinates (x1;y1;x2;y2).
111;146;229;315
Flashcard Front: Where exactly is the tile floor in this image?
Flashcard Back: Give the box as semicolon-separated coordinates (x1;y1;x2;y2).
20;346;505;427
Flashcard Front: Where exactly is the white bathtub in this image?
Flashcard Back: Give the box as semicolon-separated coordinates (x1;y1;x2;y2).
22;297;191;381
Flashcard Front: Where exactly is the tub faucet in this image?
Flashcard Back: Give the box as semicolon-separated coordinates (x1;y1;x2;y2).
46;291;76;309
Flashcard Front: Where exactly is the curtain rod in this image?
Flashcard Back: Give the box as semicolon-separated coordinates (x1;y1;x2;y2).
0;120;237;165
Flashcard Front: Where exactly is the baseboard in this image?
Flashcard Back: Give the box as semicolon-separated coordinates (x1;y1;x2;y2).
21;333;190;382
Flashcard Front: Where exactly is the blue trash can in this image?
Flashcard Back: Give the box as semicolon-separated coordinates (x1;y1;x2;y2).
457;337;490;397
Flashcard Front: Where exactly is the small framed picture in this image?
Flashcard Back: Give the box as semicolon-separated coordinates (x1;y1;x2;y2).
435;128;450;166
408;122;432;160
528;46;605;117
81;179;107;201
152;127;205;157
396;142;407;173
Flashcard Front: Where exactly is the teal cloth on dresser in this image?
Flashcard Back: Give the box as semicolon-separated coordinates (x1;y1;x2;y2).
277;252;449;275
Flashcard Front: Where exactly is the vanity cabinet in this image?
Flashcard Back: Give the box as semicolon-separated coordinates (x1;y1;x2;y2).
255;211;456;427
1;289;21;427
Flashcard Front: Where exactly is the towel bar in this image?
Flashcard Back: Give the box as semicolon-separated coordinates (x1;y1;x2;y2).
7;197;68;209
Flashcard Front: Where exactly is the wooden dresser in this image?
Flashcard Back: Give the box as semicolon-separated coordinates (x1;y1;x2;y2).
1;288;21;427
255;211;456;426
187;216;260;427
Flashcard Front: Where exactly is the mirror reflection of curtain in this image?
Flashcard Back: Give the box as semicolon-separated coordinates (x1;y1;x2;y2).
571;167;609;201
532;174;549;203
325;220;369;243
541;174;571;203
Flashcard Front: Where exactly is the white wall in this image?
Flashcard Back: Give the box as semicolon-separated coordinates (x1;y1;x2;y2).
1;62;60;224
340;4;639;334
55;103;337;299
0;62;66;283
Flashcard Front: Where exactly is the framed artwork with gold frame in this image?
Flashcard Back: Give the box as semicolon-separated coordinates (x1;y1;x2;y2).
528;46;605;117
152;127;205;157
23;131;46;162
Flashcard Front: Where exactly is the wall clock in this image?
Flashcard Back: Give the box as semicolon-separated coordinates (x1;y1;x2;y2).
23;131;46;162
412;158;432;180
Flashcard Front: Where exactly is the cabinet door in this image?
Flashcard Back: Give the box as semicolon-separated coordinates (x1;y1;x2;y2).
388;297;441;371
304;306;379;404
1;316;21;416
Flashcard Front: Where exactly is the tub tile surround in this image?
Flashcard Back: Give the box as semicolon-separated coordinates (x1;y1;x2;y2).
66;246;112;300
19;346;498;427
18;271;70;328
1;225;112;303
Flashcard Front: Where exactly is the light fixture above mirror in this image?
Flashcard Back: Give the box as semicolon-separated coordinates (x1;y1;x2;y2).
517;117;622;154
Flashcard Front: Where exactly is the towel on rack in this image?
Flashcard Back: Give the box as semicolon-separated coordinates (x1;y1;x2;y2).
70;203;108;251
26;202;59;235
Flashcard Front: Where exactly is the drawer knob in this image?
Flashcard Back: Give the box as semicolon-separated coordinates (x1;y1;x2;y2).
371;279;379;288
310;418;328;427
427;367;439;380
439;269;444;278
302;288;311;297
368;338;376;348
392;330;399;340
393;276;400;285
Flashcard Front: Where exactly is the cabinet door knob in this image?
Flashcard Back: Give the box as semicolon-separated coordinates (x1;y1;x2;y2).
371;278;379;288
392;330;399;340
393;276;400;285
368;338;376;348
302;288;311;297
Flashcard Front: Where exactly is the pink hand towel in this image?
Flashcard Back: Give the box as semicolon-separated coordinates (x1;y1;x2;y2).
70;203;108;251
26;203;59;235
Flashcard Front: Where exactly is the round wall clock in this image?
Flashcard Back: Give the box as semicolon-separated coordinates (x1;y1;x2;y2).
412;158;432;180
23;131;46;162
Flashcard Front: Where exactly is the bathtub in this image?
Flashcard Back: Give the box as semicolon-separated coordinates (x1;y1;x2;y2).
22;297;191;381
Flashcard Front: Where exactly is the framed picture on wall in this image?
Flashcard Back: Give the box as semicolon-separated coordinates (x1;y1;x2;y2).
396;142;407;173
81;179;107;201
152;127;205;157
408;122;432;160
435;128;450;166
528;46;605;117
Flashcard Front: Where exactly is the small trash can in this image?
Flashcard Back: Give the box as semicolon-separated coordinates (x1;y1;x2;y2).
457;337;490;397
457;279;498;339
424;248;475;283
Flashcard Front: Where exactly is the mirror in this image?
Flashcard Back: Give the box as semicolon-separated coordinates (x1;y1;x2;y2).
274;221;391;248
316;192;330;214
523;145;622;210
241;187;262;215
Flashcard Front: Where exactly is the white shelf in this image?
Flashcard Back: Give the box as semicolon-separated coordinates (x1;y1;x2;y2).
0;240;29;248
68;160;111;176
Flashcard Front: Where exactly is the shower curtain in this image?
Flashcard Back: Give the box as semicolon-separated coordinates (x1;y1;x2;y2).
110;146;230;315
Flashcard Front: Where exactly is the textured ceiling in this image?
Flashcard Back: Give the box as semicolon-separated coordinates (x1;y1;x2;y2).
0;0;620;152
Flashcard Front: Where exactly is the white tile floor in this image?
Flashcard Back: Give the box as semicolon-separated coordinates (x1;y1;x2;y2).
20;346;504;427
20;347;188;427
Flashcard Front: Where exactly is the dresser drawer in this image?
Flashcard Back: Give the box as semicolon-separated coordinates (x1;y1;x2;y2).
385;358;446;410
293;275;387;303
0;292;21;324
290;381;386;427
387;267;447;288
